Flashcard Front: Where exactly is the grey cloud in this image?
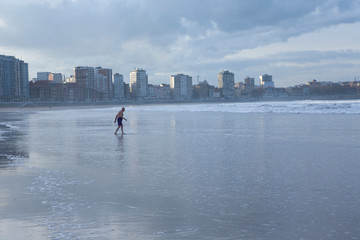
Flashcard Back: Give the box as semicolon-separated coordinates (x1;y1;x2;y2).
2;0;360;49
1;0;360;85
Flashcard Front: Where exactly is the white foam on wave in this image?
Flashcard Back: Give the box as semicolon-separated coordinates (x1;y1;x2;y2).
128;99;360;114
0;130;4;141
0;124;9;141
0;122;21;142
1;122;21;129
0;154;26;167
0;122;26;167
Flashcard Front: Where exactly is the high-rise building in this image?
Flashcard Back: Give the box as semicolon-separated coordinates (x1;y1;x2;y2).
244;76;255;91
130;68;148;99
170;73;193;99
113;73;124;100
259;74;274;88
244;76;255;87
218;70;234;98
0;55;29;101
95;67;113;100
74;66;95;100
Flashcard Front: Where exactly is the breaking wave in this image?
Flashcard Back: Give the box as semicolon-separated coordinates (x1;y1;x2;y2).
128;99;360;114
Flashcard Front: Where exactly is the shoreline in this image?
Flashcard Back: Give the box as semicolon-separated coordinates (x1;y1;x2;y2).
1;94;360;112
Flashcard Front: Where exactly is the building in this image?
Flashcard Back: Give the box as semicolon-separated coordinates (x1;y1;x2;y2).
124;83;130;100
29;80;64;102
218;70;234;99
286;85;310;97
244;76;255;90
95;67;113;100
49;73;63;84
154;84;171;99
234;82;244;89
65;75;75;83
16;59;29;101
170;73;193;99
130;68;148;99
234;82;244;98
259;74;274;88
113;73;124;100
193;80;214;99
0;55;29;101
37;72;51;81
74;66;94;89
147;84;155;98
63;82;85;102
213;88;221;98
74;66;95;100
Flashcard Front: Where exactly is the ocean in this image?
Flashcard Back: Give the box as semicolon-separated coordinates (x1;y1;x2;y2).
1;100;360;240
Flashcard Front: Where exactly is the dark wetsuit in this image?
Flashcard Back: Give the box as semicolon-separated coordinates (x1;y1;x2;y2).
117;117;123;126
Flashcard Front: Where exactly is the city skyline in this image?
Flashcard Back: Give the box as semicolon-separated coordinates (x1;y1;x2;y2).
2;54;359;103
1;1;360;87
18;63;360;90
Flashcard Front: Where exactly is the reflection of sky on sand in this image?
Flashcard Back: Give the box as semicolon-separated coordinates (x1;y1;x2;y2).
0;104;360;239
0;219;48;240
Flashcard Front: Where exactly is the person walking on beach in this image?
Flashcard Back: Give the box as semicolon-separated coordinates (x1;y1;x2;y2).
114;107;127;135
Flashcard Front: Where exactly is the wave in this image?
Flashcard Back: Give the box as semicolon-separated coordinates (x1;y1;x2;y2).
0;124;9;141
128;99;360;114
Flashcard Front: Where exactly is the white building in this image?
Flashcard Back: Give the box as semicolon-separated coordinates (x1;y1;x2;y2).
113;73;124;100
260;74;274;88
130;68;148;98
170;73;193;99
218;70;234;98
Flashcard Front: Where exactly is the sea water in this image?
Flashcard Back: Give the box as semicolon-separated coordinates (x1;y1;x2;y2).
1;100;360;240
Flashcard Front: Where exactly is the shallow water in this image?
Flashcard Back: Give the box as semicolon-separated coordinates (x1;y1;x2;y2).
1;103;360;239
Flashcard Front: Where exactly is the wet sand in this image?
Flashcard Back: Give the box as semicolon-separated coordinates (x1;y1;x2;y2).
1;105;360;239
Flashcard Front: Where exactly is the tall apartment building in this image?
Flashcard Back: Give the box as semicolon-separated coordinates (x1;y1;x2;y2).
244;76;255;87
259;74;274;88
244;76;255;91
170;73;193;99
95;67;113;100
113;73;124;100
0;55;29;101
74;66;95;100
218;70;234;99
130;68;148;99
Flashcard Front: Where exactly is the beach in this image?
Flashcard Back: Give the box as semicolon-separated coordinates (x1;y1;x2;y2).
1;101;360;239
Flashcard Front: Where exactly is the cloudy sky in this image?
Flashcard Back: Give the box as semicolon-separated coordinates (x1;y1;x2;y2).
1;0;360;87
